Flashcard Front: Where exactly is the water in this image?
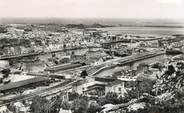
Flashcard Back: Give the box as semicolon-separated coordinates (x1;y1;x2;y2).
95;54;175;77
96;26;184;35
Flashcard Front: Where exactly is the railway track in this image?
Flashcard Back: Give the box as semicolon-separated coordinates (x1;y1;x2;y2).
90;50;165;76
0;50;165;106
0;78;82;106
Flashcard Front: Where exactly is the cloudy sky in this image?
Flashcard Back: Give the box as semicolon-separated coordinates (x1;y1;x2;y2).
0;0;183;20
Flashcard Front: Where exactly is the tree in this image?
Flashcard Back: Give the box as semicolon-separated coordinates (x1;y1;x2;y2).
175;87;184;103
80;70;88;78
50;96;63;113
137;79;154;95
61;101;71;110
97;92;127;105
87;102;101;113
105;92;119;104
136;76;155;97
0;26;8;33
68;92;79;101
112;71;122;78
72;98;88;113
97;97;108;106
1;68;11;78
127;89;138;99
30;96;50;113
165;64;176;76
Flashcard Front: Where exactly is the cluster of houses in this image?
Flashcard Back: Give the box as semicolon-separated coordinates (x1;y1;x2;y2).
0;25;103;58
63;62;159;99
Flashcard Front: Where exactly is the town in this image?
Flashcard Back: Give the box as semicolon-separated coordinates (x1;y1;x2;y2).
0;23;184;113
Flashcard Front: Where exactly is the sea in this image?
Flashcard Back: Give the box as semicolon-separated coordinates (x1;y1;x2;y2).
1;18;184;35
96;26;184;35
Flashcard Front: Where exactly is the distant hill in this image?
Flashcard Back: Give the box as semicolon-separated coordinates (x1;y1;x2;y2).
66;23;114;29
0;18;184;28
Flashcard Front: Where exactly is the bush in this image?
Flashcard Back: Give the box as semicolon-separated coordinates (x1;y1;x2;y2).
87;102;101;113
72;98;88;113
30;96;50;113
68;92;79;101
97;92;129;105
0;26;8;33
61;101;71;110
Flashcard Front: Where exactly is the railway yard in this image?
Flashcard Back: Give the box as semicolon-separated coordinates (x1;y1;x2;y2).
0;24;184;113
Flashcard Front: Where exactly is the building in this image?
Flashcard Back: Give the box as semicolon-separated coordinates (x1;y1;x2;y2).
71;54;86;63
105;80;127;97
85;49;108;61
135;63;150;75
72;77;115;96
139;40;159;48
83;82;106;96
72;80;106;96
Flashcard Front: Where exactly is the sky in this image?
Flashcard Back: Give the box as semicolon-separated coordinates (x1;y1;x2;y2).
0;0;184;20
